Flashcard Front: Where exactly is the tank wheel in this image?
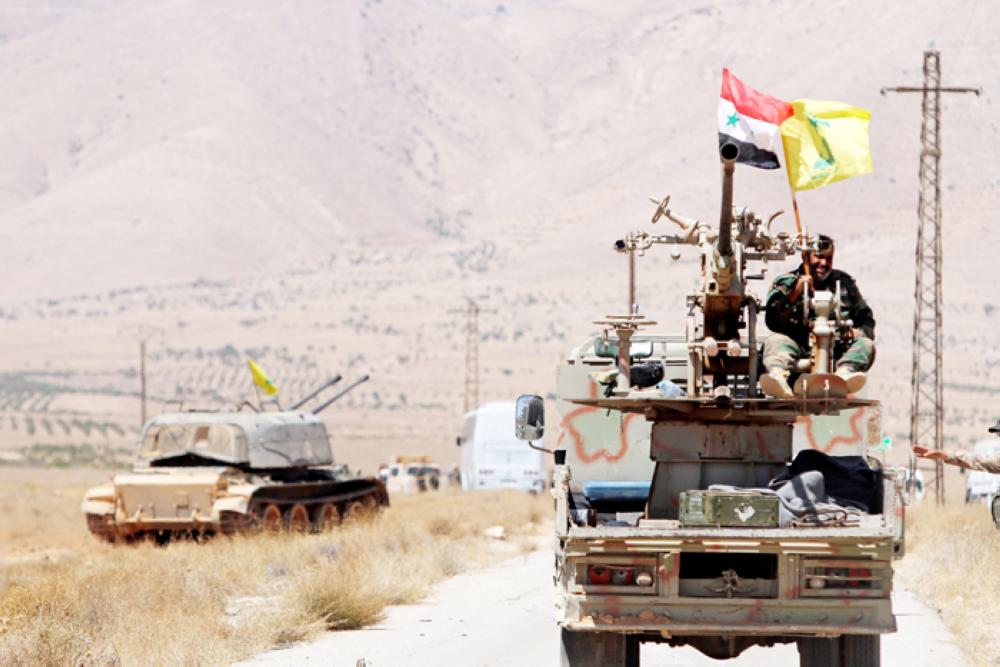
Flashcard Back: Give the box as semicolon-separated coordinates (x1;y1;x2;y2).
559;628;632;667
313;503;341;532
342;499;368;522
286;504;311;533
257;503;283;533
220;510;254;535
362;494;379;511
85;514;116;543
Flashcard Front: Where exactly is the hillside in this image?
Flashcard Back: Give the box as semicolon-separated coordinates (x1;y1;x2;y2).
0;0;997;470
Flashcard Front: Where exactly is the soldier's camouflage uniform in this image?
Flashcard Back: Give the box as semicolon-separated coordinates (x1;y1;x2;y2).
763;265;876;373
939;450;1000;474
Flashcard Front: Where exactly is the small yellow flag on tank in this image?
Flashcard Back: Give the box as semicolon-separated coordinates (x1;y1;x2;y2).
246;357;279;395
780;99;873;191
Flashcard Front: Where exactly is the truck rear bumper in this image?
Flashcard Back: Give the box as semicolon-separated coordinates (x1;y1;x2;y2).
559;525;897;638
562;595;895;636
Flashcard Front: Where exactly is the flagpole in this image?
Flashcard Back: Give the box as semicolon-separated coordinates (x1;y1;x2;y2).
787;181;812;281
253;384;263;411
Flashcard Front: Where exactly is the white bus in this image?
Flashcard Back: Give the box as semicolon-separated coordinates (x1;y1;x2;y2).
459;401;545;493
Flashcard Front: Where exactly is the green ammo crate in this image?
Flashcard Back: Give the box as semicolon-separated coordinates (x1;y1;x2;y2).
678;490;780;528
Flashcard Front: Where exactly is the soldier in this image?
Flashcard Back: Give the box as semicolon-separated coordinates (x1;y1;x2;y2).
759;234;876;398
912;419;1000;473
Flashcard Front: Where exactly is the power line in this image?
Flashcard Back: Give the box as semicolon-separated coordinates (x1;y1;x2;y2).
882;50;981;505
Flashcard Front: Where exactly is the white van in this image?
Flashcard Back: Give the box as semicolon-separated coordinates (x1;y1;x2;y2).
459;401;545;492
965;439;1000;503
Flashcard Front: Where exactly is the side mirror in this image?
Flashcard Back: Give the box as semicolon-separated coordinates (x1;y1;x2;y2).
515;394;545;442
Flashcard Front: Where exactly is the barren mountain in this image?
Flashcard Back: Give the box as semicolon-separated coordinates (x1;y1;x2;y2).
0;0;997;470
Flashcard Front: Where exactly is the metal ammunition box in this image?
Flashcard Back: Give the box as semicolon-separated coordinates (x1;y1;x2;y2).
678;490;780;527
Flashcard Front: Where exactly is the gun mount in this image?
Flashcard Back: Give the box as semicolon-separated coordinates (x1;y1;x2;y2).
597;143;862;407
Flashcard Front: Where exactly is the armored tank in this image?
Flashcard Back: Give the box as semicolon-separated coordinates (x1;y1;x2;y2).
515;143;904;666
81;374;387;543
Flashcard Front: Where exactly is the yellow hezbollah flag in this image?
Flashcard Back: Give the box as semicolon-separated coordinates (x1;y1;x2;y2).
780;99;873;191
246;358;278;395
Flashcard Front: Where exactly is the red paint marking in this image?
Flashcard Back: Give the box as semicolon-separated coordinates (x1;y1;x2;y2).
746;599;766;623
755;430;774;459
801;408;866;453
557;379;632;464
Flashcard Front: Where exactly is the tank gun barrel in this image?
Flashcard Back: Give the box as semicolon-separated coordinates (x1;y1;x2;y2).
290;375;344;411
717;143;739;258
312;374;370;414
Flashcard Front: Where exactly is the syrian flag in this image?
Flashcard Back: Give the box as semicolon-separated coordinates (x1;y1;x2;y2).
719;68;793;169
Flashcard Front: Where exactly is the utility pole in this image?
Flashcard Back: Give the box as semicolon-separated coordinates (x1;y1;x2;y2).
119;325;164;430
882;50;981;505
464;299;479;414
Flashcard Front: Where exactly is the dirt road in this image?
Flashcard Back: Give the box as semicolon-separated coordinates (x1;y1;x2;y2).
243;549;968;667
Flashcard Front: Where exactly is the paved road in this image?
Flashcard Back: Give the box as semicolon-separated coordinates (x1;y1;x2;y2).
242;549;968;667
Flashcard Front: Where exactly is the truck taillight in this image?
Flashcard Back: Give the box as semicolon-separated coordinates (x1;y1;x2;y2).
801;559;887;597
847;567;872;587
612;567;634;585
588;565;611;585
586;565;653;587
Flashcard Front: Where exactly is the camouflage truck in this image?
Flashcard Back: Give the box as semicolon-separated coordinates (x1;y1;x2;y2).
81;374;387;543
515;144;903;666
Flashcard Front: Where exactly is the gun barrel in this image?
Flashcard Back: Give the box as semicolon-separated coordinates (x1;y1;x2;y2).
289;374;343;411
718;143;739;258
312;374;371;414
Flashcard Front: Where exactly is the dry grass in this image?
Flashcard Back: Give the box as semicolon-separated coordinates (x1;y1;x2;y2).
0;475;549;666
896;502;1000;667
0;467;113;556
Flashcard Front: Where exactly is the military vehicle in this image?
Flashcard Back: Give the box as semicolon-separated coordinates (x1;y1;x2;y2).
81;374;387;543
515;143;903;666
384;455;442;494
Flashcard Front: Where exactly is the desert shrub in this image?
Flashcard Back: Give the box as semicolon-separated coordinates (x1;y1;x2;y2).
896;503;1000;666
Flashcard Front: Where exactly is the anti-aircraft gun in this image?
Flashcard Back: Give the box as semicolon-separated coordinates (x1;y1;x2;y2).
82;373;387;543
516;144;900;666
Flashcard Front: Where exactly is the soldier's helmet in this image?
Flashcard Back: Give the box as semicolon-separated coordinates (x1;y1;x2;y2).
989;417;1000;434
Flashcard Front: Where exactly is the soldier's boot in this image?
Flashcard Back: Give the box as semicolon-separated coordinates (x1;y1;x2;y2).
759;369;794;399
835;364;867;394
